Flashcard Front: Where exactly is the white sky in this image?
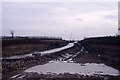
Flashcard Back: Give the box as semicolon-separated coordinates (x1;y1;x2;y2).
2;0;120;2
2;2;118;40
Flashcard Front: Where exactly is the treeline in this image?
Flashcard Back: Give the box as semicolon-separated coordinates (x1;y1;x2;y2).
1;36;62;40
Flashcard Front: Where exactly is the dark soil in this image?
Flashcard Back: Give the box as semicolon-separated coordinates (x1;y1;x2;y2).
2;39;68;57
79;36;120;70
2;39;68;78
2;36;120;79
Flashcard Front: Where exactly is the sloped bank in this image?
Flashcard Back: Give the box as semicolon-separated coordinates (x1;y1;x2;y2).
79;36;120;71
2;39;68;57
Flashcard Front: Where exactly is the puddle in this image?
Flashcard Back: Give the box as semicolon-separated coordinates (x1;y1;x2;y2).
25;61;120;76
40;43;74;56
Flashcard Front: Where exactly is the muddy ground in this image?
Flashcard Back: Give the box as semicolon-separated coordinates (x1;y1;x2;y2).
2;42;80;79
2;39;68;78
2;37;120;79
80;36;120;71
2;39;67;57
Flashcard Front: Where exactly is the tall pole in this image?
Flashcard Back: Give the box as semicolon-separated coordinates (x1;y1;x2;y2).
70;33;72;41
118;2;120;35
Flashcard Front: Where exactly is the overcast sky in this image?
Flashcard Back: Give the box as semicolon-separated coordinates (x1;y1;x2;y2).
2;2;118;40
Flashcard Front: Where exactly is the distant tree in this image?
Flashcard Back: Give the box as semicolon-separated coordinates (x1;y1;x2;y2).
10;30;15;38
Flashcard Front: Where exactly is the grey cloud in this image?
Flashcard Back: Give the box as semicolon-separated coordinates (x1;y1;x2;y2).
74;18;83;22
105;15;117;20
2;2;118;40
